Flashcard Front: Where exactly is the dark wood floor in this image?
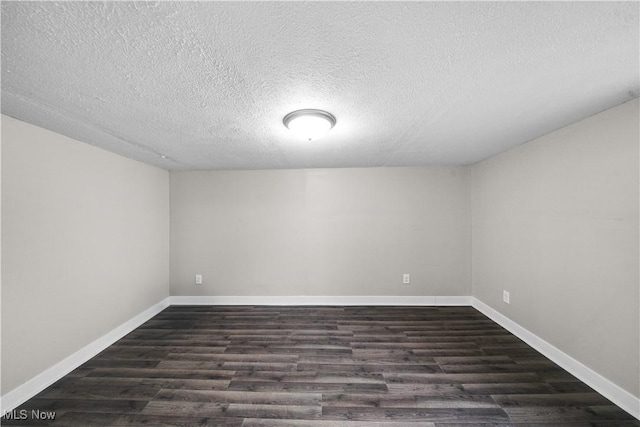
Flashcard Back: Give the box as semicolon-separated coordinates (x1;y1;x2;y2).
3;305;638;426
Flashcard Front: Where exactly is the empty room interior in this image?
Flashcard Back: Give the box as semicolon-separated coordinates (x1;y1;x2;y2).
1;2;639;426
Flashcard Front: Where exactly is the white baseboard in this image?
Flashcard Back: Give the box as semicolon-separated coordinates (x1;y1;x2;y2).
471;297;640;420
0;297;171;414
169;295;472;306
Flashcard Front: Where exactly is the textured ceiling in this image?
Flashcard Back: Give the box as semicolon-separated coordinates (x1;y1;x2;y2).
2;2;638;170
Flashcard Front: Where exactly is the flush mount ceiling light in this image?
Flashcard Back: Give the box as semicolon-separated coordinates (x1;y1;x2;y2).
283;109;336;141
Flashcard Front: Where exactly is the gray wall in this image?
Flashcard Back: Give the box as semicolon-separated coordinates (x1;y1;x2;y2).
170;167;471;297
471;98;639;397
0;116;3;395
1;116;170;394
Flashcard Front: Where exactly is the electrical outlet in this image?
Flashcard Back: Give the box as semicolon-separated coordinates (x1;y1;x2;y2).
503;290;510;304
403;273;411;284
195;274;203;285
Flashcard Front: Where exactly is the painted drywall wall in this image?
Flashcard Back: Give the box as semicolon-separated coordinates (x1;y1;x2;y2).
171;167;470;297
1;115;170;394
0;116;3;397
471;98;639;397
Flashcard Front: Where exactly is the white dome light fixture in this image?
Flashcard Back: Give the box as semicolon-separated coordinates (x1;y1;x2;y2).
283;109;336;141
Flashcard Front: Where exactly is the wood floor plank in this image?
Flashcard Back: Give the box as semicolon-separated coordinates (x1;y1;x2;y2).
13;397;148;414
504;405;637;423
321;392;500;408
86;367;236;380
38;384;161;401
140;400;226;417
441;362;565;374
227;381;389;394
52;412;242;426
434;355;515;365
165;353;299;362
296;362;442;374
139;378;231;390
321;407;512;422
461;382;555;395
3;305;636;426
154;389;322;406
154;360;298;372
241;418;437;426
383;372;542;384
491;392;614;407
224;403;321;419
